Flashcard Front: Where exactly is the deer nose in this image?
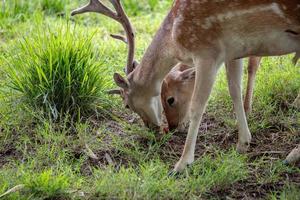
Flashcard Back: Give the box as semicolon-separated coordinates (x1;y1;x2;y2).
168;125;176;131
149;124;161;133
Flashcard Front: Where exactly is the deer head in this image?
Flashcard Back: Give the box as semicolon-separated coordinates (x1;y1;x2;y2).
161;63;195;131
71;0;172;129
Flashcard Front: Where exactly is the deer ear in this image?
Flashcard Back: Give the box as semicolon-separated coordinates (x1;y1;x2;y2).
180;68;195;81
113;73;129;89
106;89;122;95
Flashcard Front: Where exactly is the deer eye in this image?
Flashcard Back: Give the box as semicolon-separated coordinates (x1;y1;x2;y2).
167;97;175;107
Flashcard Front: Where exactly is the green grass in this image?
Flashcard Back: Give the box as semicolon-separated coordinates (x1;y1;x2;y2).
0;165;80;199
0;144;248;199
0;0;299;199
269;184;300;200
0;118;249;199
40;0;69;14
0;0;32;20
4;21;112;121
121;0;173;16
91;150;247;199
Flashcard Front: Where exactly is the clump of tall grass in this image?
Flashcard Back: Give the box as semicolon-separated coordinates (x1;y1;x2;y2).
6;23;111;121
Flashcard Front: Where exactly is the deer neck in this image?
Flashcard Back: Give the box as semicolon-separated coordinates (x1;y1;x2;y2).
130;13;177;97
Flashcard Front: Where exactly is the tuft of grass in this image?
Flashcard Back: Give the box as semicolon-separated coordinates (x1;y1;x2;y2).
24;169;70;199
5;22;112;121
0;166;77;200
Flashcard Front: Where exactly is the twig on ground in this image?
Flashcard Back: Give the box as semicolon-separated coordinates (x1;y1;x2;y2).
0;184;25;198
292;93;300;108
84;143;99;160
105;153;114;165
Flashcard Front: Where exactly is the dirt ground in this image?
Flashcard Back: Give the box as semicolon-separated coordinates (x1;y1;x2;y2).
82;110;300;199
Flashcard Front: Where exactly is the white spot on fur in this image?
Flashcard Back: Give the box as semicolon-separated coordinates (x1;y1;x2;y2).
282;5;287;10
270;3;285;18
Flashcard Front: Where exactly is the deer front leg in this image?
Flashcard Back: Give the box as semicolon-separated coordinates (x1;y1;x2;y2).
244;57;261;114
226;59;252;153
173;58;220;173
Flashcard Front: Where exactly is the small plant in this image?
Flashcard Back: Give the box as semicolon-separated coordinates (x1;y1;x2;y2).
6;22;111;121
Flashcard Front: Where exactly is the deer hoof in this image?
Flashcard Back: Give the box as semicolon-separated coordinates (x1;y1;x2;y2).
173;157;194;173
237;141;250;153
284;147;300;165
168;163;194;178
168;170;181;178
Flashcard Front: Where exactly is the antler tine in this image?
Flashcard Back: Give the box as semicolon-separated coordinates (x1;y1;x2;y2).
110;34;128;44
109;0;136;74
71;0;117;20
72;0;136;74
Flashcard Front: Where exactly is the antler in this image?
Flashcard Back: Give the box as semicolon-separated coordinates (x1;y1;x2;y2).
71;0;135;74
110;34;127;44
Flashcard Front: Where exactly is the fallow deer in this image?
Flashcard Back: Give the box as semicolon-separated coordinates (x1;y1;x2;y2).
161;57;261;131
72;0;300;173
